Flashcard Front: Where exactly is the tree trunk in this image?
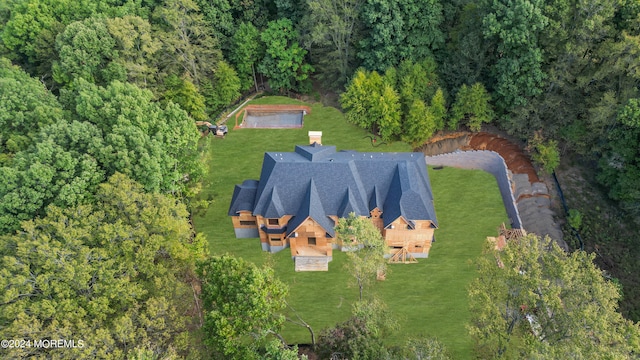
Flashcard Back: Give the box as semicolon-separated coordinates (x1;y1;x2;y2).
252;63;259;93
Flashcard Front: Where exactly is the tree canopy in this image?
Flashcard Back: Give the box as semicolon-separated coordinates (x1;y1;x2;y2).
0;173;207;359
197;254;288;359
335;213;387;301
469;234;640;358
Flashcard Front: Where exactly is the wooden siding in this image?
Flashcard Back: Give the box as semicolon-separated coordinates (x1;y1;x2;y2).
287;217;333;257
370;208;384;232
255;214;292;245
232;211;434;257
384;218;434;255
231;211;258;229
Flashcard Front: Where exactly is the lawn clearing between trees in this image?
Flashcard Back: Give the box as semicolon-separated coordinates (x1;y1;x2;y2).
193;96;509;359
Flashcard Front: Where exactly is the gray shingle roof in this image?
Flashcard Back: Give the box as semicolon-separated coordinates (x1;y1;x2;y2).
228;145;438;234
228;179;259;215
286;179;336;237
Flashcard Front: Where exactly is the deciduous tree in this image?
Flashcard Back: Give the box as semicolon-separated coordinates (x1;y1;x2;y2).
52;17;122;86
0;120;105;233
0;58;63;158
335;213;387;300
163;74;208;121
229;22;261;92
307;0;363;88
468;234;640;358
358;0;444;72
153;0;222;85
68;79;204;194
0;173;207;358
259;18;314;93
202;60;241;114
597;98;640;214
197;254;288;359
106;15;162;89
482;0;547;113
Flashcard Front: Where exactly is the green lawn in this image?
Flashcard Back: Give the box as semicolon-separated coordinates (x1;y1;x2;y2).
193;96;508;359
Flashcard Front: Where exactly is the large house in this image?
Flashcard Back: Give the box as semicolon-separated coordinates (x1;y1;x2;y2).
228;142;438;270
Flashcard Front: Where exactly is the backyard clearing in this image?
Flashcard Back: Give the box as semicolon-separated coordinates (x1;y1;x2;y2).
193;96;509;359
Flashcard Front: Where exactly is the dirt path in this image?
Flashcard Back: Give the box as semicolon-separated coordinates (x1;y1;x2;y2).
420;132;539;183
465;133;540;183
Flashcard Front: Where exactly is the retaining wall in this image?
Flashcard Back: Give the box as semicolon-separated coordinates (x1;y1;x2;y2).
425;150;523;229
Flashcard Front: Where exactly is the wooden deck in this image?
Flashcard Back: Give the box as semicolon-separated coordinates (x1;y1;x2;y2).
296;246;326;257
295;256;329;271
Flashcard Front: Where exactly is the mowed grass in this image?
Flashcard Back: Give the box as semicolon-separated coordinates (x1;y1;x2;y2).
193;96;508;359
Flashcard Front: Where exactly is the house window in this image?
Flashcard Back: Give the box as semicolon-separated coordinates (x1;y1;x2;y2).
268;218;279;225
270;237;283;246
406;225;412;229
240;220;256;226
308;237;317;246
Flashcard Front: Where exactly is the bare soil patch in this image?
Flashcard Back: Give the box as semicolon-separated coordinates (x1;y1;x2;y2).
465;133;539;183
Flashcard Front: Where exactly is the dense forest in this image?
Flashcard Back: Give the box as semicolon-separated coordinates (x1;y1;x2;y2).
1;0;640;358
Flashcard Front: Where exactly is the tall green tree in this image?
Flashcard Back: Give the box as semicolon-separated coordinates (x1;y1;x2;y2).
1;0;144;80
597;98;640;214
196;0;234;44
106;15;162;89
197;254;288;359
0;120;105;233
402;99;437;147
357;0;404;71
482;0;547;115
335;213;387;301
66;79;204;194
430;88;448;131
439;2;492;95
449;83;494;131
0;58;63;159
163;74;208;121
307;0;363;88
341;69;382;131
227;0;271;29
341;68;405;141
358;0;444;72
0;173;207;358
396;58;441;111
522;0;640;152
153;0;222;85
52;16;122;86
469;234;640;358
229;22;261;92
375;82;402;141
202;60;241;115
259;18;314;93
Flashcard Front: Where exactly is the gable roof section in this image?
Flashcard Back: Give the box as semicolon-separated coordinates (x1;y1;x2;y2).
286;179;336;237
262;187;285;218
338;187;363;218
368;185;383;212
382;162;435;228
232;145;438;230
